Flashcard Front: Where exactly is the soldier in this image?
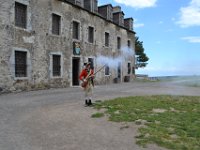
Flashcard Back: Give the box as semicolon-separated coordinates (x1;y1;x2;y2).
79;62;94;106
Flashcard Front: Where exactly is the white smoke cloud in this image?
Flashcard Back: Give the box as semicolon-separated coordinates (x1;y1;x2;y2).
96;47;135;68
96;55;122;68
121;46;135;57
113;0;157;8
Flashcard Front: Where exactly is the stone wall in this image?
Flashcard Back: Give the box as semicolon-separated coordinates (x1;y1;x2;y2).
0;0;135;92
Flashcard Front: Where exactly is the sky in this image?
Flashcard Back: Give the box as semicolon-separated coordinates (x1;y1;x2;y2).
98;0;200;77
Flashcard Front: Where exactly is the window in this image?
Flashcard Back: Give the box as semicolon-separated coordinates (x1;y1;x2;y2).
52;14;61;35
15;2;27;28
105;32;109;47
53;55;61;76
94;0;98;12
15;51;27;77
117;62;121;78
127;62;131;74
105;65;110;75
50;53;62;78
117;37;121;49
75;1;82;6
73;21;79;40
88;26;94;43
127;40;131;48
88;58;94;69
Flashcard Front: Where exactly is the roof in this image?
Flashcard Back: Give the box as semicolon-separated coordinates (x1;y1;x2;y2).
58;0;136;34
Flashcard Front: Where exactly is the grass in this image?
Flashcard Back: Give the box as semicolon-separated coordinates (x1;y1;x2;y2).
92;95;200;150
91;112;104;118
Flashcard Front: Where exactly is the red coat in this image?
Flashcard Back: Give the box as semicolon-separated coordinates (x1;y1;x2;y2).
79;68;94;81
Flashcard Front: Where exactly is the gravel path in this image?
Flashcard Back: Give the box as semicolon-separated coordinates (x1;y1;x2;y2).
0;81;199;150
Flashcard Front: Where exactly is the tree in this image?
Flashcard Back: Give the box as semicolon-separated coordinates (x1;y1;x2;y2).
135;36;149;68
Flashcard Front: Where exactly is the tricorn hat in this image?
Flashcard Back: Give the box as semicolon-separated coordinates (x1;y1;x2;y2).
85;62;91;67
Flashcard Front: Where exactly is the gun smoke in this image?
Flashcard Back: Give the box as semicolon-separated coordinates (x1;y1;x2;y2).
96;47;135;68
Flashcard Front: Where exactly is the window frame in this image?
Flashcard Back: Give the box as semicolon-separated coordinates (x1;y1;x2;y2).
88;26;94;43
73;21;80;40
127;40;131;48
15;50;27;77
127;62;131;75
52;13;61;35
88;57;94;70
10;48;31;80
52;55;61;77
15;2;27;29
117;37;121;50
105;32;109;47
49;52;63;78
105;64;110;76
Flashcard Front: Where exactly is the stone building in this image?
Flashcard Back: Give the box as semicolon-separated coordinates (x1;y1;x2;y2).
0;0;135;92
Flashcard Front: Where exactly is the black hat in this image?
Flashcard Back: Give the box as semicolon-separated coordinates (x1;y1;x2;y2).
85;62;91;66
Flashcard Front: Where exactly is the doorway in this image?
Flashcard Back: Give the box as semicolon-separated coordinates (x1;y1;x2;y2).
72;57;80;86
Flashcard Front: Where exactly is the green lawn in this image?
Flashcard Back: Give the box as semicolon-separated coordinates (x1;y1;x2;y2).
92;95;200;150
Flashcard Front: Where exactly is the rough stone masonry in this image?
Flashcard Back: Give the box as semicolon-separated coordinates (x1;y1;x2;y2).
0;0;135;93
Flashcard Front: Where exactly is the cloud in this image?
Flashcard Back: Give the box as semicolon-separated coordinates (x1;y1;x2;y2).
134;23;144;28
177;0;200;27
181;36;200;43
171;17;175;21
165;29;174;32
134;19;144;28
113;0;157;8
156;41;161;44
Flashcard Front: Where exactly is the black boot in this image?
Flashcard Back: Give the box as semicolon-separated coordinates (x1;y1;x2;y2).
88;99;92;106
85;99;88;106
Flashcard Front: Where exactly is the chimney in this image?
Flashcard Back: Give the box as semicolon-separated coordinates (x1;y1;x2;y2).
65;0;84;7
124;18;133;30
113;10;124;26
98;4;113;21
84;0;98;13
113;6;121;13
75;0;84;7
112;6;124;26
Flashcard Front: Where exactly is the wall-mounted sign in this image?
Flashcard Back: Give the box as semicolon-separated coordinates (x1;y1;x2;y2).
73;42;81;55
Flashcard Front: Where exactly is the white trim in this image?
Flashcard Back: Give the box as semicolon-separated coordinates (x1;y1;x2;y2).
15;0;29;5
10;47;32;80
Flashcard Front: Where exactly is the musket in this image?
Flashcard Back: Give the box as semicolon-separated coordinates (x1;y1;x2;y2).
94;64;106;75
81;64;106;88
